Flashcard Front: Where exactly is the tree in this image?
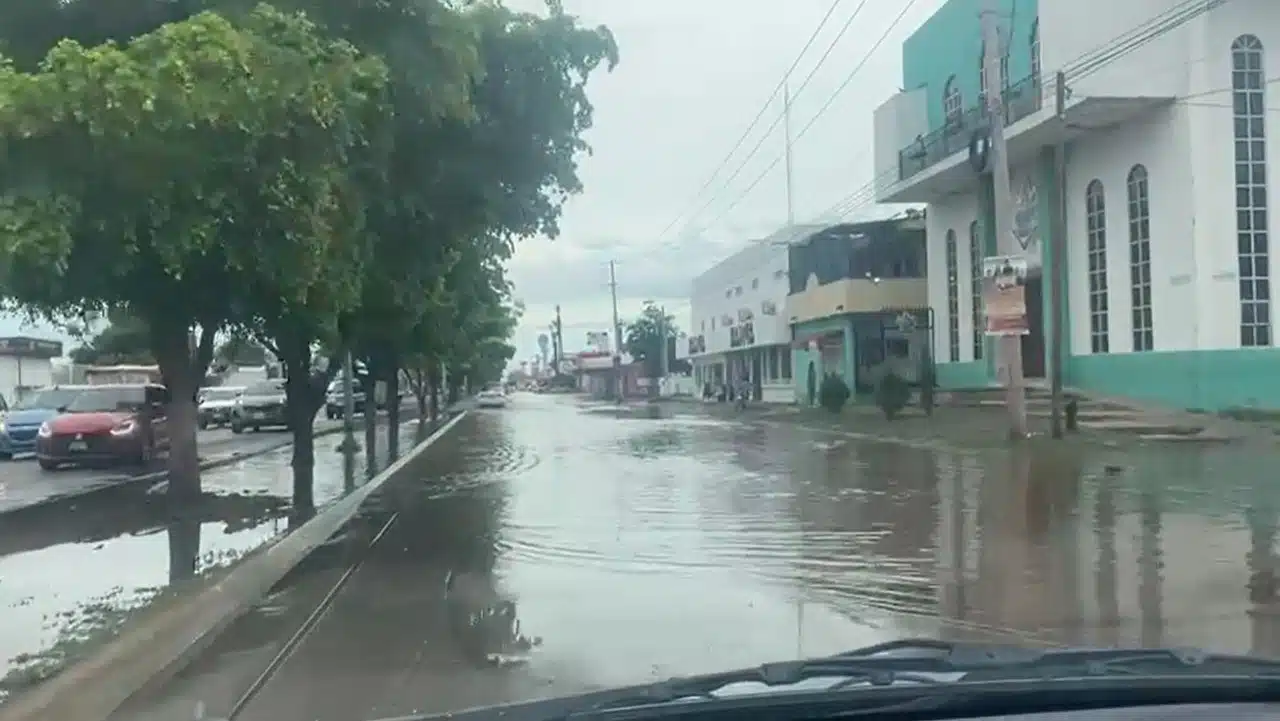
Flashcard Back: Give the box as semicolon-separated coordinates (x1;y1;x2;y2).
624;303;677;381
68;307;153;365
214;333;269;369
0;7;388;500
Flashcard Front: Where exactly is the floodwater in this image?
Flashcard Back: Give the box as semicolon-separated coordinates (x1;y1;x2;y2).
0;424;408;699
117;393;1280;721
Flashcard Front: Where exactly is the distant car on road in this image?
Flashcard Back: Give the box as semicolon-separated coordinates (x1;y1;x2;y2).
231;380;288;433
476;388;507;409
36;384;170;470
197;386;244;430
325;377;366;420
0;385;87;460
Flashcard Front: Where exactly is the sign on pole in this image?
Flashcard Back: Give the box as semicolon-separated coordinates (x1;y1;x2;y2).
981;254;1030;336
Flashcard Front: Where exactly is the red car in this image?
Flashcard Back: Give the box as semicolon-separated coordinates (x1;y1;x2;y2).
36;384;170;470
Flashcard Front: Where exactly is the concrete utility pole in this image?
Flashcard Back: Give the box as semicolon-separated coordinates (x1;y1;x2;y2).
1049;71;1068;438
981;3;1028;438
609;260;623;402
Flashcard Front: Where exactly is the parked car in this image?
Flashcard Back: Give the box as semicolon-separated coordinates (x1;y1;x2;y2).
36;384;169;470
0;385;86;460
198;386;243;430
231;380;288;432
325;377;366;420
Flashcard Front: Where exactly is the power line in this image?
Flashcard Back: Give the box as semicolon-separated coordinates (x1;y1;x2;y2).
696;0;923;232
672;0;884;238
702;0;1236;234
651;0;848;244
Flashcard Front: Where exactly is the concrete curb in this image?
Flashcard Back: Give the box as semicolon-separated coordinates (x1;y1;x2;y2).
5;424;349;516
0;411;468;721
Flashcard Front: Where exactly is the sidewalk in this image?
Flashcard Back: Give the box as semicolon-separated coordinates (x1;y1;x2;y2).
664;396;1278;451
0;417;430;704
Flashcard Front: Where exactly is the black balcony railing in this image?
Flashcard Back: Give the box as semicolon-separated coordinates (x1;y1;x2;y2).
898;72;1042;183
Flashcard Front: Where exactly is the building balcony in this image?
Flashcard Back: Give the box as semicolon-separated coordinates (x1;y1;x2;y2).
786;277;928;326
898;72;1044;184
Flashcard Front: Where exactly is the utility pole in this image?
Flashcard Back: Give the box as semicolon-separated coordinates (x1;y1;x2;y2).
982;3;1028;439
608;260;623;401
783;83;796;226
1049;71;1068;438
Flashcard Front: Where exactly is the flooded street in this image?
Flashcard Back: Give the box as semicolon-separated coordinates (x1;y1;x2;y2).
115;392;1280;721
0;424;410;698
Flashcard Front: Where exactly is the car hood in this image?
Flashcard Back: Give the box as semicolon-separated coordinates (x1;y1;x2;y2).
2;408;60;427
50;411;131;433
241;395;285;405
200;399;238;409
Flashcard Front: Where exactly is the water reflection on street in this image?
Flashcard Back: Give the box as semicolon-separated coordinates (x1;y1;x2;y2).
0;429;397;695
124;392;1280;721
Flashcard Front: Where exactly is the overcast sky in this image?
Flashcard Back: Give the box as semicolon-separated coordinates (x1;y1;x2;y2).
504;0;944;363
0;0;945;361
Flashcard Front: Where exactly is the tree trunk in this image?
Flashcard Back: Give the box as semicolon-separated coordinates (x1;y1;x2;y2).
387;364;401;461
281;343;321;518
167;511;202;584
363;357;379;478
151;321;215;503
428;360;441;419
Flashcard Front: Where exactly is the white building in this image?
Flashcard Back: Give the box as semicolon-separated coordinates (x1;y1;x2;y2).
0;336;61;407
684;232;793;403
872;0;1280;412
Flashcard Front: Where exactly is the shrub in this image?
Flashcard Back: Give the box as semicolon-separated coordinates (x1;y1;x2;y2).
876;371;910;419
818;372;850;413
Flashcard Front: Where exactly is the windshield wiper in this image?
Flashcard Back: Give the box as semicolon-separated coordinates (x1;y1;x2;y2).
570;639;1280;715
391;640;1280;721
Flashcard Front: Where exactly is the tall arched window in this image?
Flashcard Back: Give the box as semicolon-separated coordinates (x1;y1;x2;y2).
1030;20;1041;84
1086;180;1110;353
943;75;962;124
1127;165;1153;351
945;229;960;362
969;220;984;359
1233;34;1271;347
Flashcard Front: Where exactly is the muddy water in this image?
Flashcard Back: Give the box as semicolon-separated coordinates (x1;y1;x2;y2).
122;393;1280;721
0;426;408;698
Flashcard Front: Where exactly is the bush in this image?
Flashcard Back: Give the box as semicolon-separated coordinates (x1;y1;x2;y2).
818;373;850;413
876;372;910;419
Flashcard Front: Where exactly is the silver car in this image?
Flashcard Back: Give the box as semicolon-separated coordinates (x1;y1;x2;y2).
230;380;288;433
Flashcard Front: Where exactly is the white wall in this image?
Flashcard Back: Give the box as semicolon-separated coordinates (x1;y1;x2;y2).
873;88;929;200
0;357;54;406
926;192;983;364
1040;0;1196;101
1063;5;1280;354
689;238;791;355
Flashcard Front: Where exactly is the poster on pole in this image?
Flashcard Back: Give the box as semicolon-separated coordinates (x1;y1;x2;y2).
981;254;1030;336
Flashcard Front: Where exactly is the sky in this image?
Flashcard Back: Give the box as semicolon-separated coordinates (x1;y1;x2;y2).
0;0;946;362
503;0;945;364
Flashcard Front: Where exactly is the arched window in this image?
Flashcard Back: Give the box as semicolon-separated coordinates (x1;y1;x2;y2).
1086;180;1109;353
978;44;1009;109
1030;20;1041;83
969;220;984;359
945;229;960;362
1233;34;1271;347
1127;165;1153;351
943;75;962;124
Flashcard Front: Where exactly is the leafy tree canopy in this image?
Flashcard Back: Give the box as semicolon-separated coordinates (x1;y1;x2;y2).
624;303;677;379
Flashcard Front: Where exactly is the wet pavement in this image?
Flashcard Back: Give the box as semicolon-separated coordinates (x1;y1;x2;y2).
104;394;1280;720
0;422;344;515
0;420;419;700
